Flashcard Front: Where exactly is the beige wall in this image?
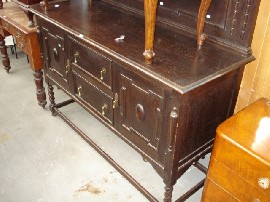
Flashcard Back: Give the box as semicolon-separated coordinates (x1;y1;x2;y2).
235;0;270;112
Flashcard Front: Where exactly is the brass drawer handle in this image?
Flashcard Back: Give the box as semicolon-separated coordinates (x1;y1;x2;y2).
15;32;21;38
18;42;24;49
100;68;106;81
4;23;9;30
74;52;79;64
113;93;118;109
65;59;70;73
258;177;270;189
101;104;108;116
77;86;82;97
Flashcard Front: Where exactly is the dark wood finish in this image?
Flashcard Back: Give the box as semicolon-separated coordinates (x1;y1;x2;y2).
0;2;46;107
0;34;11;73
30;0;261;201
202;98;270;201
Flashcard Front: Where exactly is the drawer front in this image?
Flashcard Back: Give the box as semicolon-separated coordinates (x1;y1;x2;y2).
202;178;238;202
1;20;27;42
115;64;164;161
212;133;270;196
207;157;270;202
68;37;112;89
16;36;29;55
72;67;113;124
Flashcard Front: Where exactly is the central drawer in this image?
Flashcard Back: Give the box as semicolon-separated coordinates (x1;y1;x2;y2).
68;36;112;89
72;66;114;124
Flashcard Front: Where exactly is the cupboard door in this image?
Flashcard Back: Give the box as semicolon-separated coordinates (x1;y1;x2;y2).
41;23;68;87
115;64;164;162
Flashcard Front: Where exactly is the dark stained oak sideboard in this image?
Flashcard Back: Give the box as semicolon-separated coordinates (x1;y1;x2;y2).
30;0;261;201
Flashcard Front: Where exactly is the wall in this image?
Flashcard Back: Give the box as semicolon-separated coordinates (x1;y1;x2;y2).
234;0;270;112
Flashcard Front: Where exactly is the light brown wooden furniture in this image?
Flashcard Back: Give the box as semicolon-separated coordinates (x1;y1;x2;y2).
0;1;46;107
202;98;270;201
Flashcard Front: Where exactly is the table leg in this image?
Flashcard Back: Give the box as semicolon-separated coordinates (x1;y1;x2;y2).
143;0;158;65
0;35;11;73
33;69;47;108
197;0;212;48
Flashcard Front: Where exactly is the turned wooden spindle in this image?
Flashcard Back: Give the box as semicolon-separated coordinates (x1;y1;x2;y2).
143;0;212;64
197;0;212;48
143;0;158;65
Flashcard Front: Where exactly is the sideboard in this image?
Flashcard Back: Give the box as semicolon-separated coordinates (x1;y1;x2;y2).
30;0;261;201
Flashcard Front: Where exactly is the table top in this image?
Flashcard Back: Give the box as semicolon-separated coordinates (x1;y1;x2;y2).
0;1;37;34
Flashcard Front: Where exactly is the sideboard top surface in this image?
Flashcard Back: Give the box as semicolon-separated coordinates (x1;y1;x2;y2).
30;0;253;93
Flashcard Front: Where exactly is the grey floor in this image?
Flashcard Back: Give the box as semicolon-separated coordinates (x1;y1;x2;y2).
0;50;210;202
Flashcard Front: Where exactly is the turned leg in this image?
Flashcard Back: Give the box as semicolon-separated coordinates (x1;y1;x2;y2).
33;70;47;108
0;35;11;73
48;84;57;116
163;185;173;202
143;0;158;65
0;0;3;9
197;0;212;48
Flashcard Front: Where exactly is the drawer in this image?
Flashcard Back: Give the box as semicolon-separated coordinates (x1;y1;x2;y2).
207;157;270;202
15;36;29;54
1;20;27;42
68;37;112;89
212;132;270;196
202;178;237;202
72;68;113;124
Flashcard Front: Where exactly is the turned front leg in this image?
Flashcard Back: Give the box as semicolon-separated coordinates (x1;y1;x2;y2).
33;70;47;108
143;0;158;64
0;35;11;73
164;185;173;202
48;84;57;116
197;0;212;48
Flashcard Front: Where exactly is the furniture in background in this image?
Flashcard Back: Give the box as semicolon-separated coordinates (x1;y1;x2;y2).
202;98;270;201
0;0;41;27
0;2;46;107
30;0;261;201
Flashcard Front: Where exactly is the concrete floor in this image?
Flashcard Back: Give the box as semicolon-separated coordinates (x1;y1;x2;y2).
0;50;210;202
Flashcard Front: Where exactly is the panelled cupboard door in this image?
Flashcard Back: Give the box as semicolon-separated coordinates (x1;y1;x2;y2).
114;63;167;164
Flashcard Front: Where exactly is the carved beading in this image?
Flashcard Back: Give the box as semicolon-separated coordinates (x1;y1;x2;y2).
240;0;252;39
230;0;240;36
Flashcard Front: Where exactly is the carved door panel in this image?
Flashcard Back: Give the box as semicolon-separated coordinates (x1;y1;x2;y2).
41;25;67;84
114;64;165;162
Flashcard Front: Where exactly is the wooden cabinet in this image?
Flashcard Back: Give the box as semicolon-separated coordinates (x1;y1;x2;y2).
31;0;261;201
202;98;270;202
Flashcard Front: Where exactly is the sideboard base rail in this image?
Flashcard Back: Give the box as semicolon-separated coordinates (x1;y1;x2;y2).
52;96;209;202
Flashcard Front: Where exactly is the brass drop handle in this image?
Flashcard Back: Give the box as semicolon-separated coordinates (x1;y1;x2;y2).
113;93;118;109
18;42;24;49
15;32;21;38
100;68;106;81
101;104;108;116
77;86;82;97
74;52;79;64
65;59;70;73
4;23;9;30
